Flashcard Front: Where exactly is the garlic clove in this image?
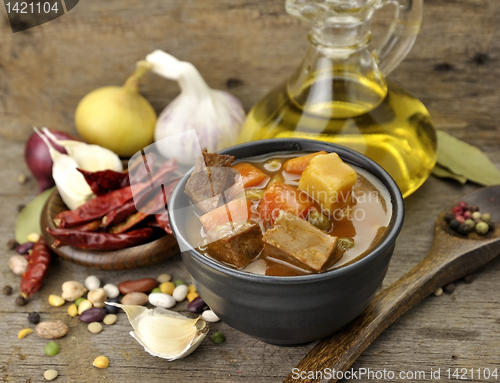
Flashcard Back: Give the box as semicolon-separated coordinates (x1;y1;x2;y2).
42;128;123;172
107;303;208;360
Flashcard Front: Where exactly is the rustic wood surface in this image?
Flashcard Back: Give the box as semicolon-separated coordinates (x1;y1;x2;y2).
1;0;500;382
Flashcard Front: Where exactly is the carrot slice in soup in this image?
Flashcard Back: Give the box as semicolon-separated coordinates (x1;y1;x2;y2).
200;198;252;231
283;151;328;175
233;163;269;188
258;182;315;226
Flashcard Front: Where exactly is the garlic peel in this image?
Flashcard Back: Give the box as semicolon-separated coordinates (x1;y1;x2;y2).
146;50;246;166
107;303;208;360
42;128;123;173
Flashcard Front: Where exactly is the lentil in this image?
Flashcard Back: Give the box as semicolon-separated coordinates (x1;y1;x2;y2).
187;292;199;302
36;321;68;339
210;332;226;344
102;283;119;299
2;285;13;296
43;369;58;381
88;322;103;334
103;314;117;325
80;307;106;323
44;341;60;356
93;355;109;369
48;294;65;307
159;282;175;295
67;304;78;317
444;283;456;294
28;311;40;324
202;310;220;323
18;328;34;339
15;295;27;306
173;279;186;287
157;273;172;283
476;221;489;235
173;285;189;302
78;299;93;314
85;275;101;291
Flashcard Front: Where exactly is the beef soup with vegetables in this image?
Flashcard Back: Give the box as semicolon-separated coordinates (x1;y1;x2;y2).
184;149;392;276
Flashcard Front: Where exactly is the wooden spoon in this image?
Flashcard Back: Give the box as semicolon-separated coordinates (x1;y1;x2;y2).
284;185;500;383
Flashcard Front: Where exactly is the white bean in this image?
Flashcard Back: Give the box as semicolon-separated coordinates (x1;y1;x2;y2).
202;309;220;323
85;275;101;290
157;273;172;283
172;285;189;302
102;283;119;298
148;293;176;308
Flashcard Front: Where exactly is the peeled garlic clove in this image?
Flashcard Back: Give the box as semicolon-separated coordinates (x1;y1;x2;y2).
42;128;123;173
107;303;208;360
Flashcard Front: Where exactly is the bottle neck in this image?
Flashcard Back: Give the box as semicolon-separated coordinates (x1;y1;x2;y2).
287;33;388;119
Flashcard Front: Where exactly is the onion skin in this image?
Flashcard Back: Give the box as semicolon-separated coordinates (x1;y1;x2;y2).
24;129;79;193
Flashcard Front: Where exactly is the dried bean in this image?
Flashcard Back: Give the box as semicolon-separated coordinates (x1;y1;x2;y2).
77;300;93;315
187;292;199;302
118;278;157;295
173;285;188;302
44;341;60;356
148;293;176;308
88;322;103;334
210;332;225;344
103;314;117;325
48;295;65;307
36;321;68;339
93;355;109;369
15;242;34;255
104;298;120;314
159;282;175;295
157;273;171;283
103;283;119;298
121;292;148;306
79;307;106;323
187;296;206;313
173;279;185;287
202;309;220;323
27;233;40;243
44;369;58;381
85;275;101;290
67;304;78;317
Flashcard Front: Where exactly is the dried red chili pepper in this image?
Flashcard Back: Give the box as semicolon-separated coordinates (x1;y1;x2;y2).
47;227;154;251
101;200;137;228
78;168;129;196
54;160;177;228
155;211;172;235
72;220;101;232
20;238;51;298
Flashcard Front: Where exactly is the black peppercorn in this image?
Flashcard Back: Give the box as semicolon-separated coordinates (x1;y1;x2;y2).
444;213;455;223
28;312;40;324
449;219;460;231
469;204;479;213
7;239;19;250
15;295;27;306
2;285;13;296
457;223;470;235
444;283;456;294
463;274;474;284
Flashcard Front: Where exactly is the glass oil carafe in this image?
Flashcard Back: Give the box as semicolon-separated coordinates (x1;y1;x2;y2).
238;0;437;198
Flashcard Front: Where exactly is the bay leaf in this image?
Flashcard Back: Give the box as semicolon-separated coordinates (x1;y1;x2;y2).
436;130;500;186
15;187;55;244
432;164;467;184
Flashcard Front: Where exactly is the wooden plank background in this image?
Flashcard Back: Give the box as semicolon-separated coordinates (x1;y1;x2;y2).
1;1;500;382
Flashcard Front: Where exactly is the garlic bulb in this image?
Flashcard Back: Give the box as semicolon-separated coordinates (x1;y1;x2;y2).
146;50;246;166
42;128;123;172
34;129;93;210
108;303;208;360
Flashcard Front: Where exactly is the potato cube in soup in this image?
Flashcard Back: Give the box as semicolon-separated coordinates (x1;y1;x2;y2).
298;153;357;213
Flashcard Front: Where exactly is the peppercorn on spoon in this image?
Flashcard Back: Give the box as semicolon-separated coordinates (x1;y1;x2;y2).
285;185;500;383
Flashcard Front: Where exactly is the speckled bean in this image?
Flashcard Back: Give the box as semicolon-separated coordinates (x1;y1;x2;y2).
36;321;68;339
79;307;106;323
118;278;157;295
148;293;176;308
121;292;148;306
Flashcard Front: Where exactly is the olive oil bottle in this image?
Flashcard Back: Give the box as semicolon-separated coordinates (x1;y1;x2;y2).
238;0;437;198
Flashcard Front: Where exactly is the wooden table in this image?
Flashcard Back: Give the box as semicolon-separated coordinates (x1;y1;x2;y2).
1;1;500;382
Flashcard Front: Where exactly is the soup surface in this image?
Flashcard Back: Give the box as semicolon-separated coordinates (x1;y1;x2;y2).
184;151;392;276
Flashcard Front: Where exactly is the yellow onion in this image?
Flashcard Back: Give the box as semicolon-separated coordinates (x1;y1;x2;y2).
75;61;156;157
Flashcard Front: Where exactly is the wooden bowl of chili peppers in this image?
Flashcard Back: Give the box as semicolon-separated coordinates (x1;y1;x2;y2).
40;155;180;270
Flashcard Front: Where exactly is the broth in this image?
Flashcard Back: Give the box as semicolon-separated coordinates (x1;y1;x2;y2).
186;152;392;276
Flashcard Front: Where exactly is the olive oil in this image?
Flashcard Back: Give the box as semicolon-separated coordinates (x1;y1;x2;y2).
239;77;437;198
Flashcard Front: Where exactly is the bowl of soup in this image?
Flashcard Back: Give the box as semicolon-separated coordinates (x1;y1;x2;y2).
168;139;404;345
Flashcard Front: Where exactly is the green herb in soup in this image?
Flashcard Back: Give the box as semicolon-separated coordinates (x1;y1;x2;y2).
184;150;391;276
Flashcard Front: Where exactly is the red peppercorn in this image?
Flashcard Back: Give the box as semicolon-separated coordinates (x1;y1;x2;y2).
463;211;472;219
452;206;463;216
458;201;468;210
455;215;465;223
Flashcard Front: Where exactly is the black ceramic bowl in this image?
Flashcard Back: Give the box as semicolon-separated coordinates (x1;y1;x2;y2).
169;139;404;345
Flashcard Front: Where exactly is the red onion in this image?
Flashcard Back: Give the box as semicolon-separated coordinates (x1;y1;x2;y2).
24;129;79;193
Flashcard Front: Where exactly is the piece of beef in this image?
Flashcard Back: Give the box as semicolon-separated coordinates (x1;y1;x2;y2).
185;149;237;213
206;221;263;269
262;210;339;272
